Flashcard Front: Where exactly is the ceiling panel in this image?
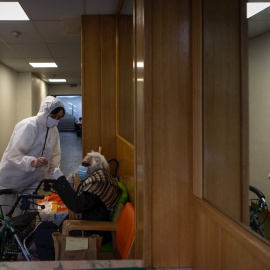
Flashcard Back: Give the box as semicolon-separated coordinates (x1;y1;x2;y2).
0;0;121;85
9;43;52;58
0;43;21;58
86;0;119;14
20;0;84;20
34;21;81;44
47;43;81;58
0;21;43;44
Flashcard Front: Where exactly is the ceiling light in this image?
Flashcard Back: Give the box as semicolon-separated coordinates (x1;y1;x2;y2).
49;79;67;82
0;2;29;20
29;63;57;68
247;3;270;18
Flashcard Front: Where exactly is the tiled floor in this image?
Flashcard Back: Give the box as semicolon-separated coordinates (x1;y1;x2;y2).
59;131;82;177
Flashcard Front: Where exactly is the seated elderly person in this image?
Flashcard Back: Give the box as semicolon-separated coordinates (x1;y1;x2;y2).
35;151;122;261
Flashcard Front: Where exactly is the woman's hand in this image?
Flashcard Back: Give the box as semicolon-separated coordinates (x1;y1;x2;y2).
31;157;48;168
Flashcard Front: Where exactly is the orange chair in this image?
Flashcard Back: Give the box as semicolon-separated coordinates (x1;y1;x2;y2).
62;202;135;259
115;202;135;259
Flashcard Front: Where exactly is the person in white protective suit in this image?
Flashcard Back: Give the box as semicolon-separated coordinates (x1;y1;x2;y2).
0;96;66;216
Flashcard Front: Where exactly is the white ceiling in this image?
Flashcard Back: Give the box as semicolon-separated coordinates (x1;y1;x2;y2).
0;0;126;86
248;6;270;40
0;0;261;86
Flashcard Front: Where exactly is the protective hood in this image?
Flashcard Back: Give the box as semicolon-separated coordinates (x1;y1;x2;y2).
37;96;65;125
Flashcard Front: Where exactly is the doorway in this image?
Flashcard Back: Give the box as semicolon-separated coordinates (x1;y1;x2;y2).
56;95;82;176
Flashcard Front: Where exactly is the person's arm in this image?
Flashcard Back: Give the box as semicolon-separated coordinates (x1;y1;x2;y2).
52;176;97;213
6;122;38;171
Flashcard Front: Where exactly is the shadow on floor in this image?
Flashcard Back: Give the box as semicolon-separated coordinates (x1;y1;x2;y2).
59;131;82;176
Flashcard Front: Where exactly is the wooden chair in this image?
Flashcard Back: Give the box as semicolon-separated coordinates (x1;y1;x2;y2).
62;181;129;258
62;202;135;259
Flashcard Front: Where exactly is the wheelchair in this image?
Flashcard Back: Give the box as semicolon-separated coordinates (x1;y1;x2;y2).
0;187;45;261
249;185;268;239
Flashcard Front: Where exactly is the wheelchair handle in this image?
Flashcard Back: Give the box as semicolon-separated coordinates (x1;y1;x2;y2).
33;179;57;194
6;193;45;218
108;158;119;178
250;185;265;200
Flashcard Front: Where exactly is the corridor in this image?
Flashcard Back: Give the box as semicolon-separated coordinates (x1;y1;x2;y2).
59;131;82;176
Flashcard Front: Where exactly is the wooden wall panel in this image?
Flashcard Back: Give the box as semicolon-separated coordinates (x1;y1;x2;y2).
82;16;101;156
151;0;192;267
203;0;243;221
118;15;134;144
116;135;134;204
81;15;116;160
135;0;193;267
193;198;270;270
193;207;221;269
100;16;117;160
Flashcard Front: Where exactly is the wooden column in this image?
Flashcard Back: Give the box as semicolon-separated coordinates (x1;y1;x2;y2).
135;0;193;267
81;15;116;160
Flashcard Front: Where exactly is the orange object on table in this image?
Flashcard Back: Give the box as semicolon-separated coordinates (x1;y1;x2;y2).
38;193;68;212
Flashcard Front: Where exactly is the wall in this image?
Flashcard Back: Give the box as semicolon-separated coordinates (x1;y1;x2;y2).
117;15;134;144
0;69;49;158
202;0;244;222
192;0;270;269
249;32;270;202
193;198;270;269
48;84;81;96
0;63;18;157
135;0;193;267
16;73;48;121
16;73;32;122
81;15;116;161
31;74;49;115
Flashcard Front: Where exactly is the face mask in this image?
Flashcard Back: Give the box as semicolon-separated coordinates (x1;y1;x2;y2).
77;165;90;181
47;117;59;128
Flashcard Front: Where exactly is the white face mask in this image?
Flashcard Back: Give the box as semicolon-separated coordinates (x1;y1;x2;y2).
47;117;59;128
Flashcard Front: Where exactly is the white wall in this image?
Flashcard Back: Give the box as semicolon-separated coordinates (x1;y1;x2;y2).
0;63;18;157
17;73;32;122
249;32;270;202
0;68;49;158
48;84;81;96
31;74;49;115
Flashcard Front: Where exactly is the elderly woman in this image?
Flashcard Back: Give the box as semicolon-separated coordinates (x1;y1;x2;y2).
53;151;121;221
35;151;121;260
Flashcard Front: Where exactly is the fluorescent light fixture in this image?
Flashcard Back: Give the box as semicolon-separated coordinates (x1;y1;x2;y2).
137;62;144;68
0;2;29;20
247;2;270;18
49;79;67;82
29;63;57;68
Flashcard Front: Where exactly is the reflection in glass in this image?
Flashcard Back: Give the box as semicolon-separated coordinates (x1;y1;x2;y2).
248;0;270;241
117;0;134;144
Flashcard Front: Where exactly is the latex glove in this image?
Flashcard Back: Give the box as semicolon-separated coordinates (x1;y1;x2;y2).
53;167;64;179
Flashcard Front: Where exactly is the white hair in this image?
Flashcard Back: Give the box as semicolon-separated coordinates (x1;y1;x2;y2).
87;151;109;174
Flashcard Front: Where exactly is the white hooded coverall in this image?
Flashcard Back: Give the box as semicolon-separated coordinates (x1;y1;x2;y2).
0;96;65;215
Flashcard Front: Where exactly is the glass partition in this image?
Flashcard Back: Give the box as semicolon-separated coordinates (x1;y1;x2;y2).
117;0;134;144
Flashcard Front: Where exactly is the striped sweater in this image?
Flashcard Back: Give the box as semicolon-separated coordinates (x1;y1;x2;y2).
77;169;122;214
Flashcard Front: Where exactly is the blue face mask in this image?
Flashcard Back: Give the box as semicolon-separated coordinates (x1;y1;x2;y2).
77;165;90;181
